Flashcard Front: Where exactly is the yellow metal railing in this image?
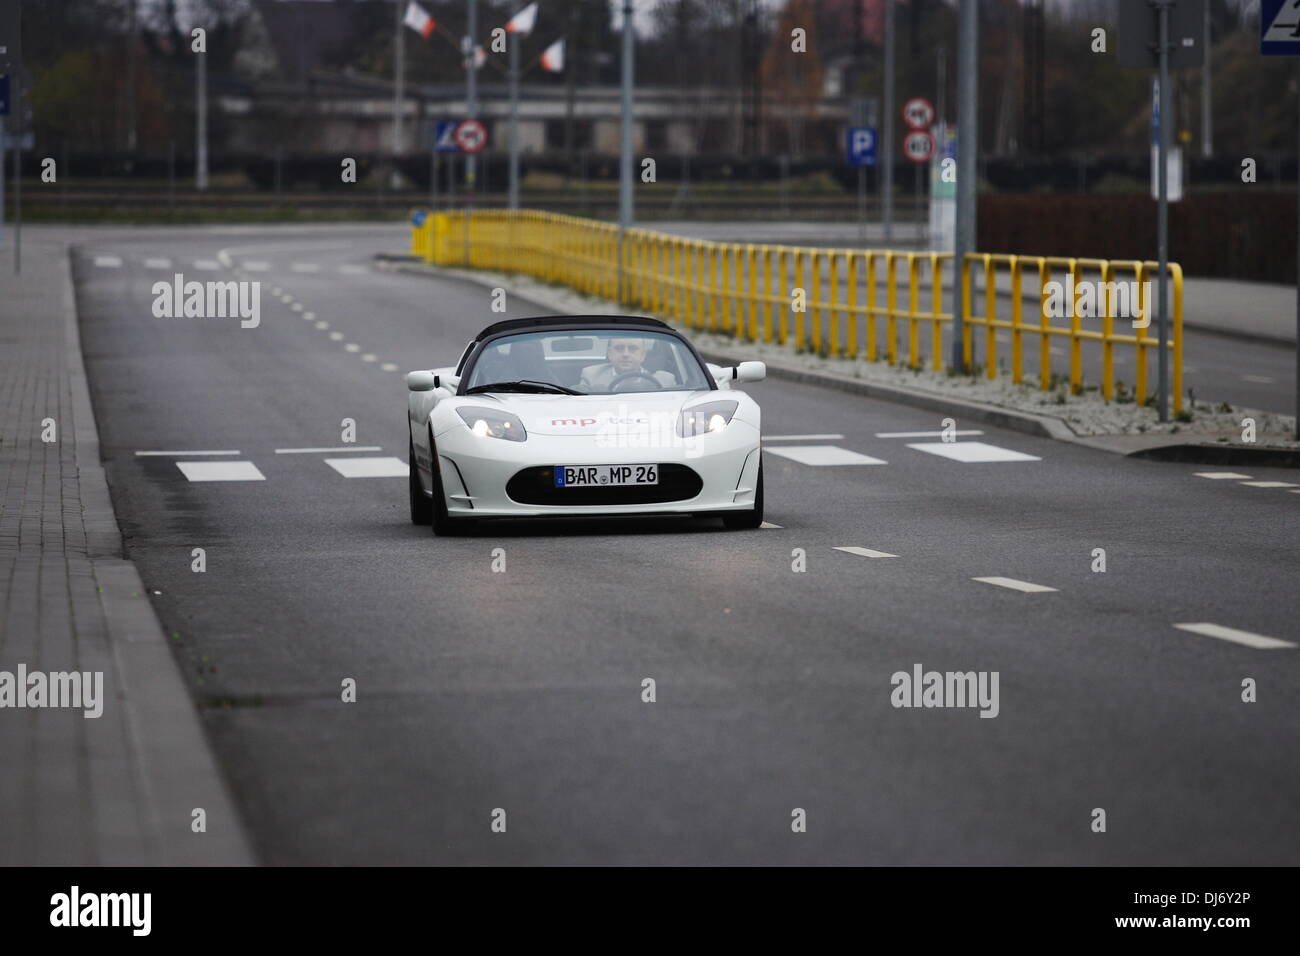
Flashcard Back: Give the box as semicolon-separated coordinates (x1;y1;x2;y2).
409;209;1183;413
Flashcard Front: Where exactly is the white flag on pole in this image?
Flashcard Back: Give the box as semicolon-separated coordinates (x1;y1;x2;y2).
506;2;539;36
403;2;436;40
540;37;565;73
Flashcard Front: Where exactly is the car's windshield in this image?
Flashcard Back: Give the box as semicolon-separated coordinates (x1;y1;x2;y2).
463;329;711;395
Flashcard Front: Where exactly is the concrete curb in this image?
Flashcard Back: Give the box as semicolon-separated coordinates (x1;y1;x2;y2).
62;247;256;865
1126;443;1300;468
376;257;1293;467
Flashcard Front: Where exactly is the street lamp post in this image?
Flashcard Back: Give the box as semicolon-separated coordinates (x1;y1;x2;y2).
508;2;520;210
618;0;634;300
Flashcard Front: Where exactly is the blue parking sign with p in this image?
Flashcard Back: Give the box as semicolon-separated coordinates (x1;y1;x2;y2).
847;127;876;167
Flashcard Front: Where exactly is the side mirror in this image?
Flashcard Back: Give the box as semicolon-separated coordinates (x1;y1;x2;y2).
735;361;766;383
406;371;438;391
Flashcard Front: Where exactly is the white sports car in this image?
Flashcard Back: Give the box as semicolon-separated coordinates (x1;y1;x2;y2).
406;316;765;535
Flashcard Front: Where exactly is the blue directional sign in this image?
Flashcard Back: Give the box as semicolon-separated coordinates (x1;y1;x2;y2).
411;209;428;227
846;126;876;167
0;75;9;116
1261;0;1300;55
433;120;461;153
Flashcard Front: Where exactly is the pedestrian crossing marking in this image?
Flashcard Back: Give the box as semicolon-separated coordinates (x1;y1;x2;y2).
908;441;1040;463
765;445;887;466
176;461;266;482
325;457;407;478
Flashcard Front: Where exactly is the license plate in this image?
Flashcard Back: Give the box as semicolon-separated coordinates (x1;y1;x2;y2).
554;464;658;488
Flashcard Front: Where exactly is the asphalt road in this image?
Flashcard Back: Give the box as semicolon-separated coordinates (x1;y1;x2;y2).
74;225;1299;864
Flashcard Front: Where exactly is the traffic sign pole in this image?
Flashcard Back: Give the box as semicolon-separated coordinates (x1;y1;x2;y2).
466;0;478;193
951;0;978;374
1156;1;1171;423
1259;0;1300;436
508;1;520;210
882;0;895;244
846;127;877;245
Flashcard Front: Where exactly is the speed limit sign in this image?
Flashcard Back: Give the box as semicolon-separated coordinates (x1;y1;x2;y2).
902;97;935;131
453;118;488;154
902;129;936;164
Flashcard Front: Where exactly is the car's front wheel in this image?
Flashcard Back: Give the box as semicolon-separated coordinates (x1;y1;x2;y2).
428;430;473;537
409;436;432;525
723;456;763;530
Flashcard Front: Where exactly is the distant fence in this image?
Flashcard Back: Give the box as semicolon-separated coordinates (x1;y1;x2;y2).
413;210;1183;413
981;192;1294;285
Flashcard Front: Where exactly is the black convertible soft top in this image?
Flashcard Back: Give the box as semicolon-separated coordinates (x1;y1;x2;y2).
472;314;671;342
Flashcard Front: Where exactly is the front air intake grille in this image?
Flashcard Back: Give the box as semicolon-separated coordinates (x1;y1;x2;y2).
506;464;703;505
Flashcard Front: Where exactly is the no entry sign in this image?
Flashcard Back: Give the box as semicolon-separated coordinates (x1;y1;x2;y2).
453;118;487;154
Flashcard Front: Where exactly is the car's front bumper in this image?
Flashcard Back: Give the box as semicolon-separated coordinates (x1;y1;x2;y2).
432;420;761;517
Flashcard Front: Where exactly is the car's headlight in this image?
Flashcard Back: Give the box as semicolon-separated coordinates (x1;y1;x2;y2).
677;400;739;437
456;406;527;442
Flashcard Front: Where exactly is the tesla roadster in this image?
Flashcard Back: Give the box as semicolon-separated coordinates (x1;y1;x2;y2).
406;315;765;535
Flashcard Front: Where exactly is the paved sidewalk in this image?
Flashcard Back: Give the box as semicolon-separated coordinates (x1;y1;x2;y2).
0;233;252;865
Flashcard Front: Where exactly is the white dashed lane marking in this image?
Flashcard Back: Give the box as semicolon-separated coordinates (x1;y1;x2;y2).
325;457;407;478
175;461;266;482
877;430;983;439
759;521;782;529
242;261;271;271
143;257;171;269
338;264;369;275
275;446;383;454
834;546;899;558
972;576;1058;593
1173;623;1296;650
93;255;122;268
764;445;887;466
1239;481;1298;488
1194;472;1252;480
381;363;400;372
1242;375;1275;384
329;332;344;341
193;259;221;270
908;441;1041;463
135;449;241;456
291;263;321;273
765;434;845;441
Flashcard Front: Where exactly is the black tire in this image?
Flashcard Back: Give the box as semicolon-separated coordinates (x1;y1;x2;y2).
428;430;473;537
409;436;432;525
723;456;763;530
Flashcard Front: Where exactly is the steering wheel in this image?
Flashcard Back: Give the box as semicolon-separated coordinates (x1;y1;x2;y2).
608;370;663;392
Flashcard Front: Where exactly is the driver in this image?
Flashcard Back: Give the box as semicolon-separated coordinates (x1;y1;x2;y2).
579;337;677;391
